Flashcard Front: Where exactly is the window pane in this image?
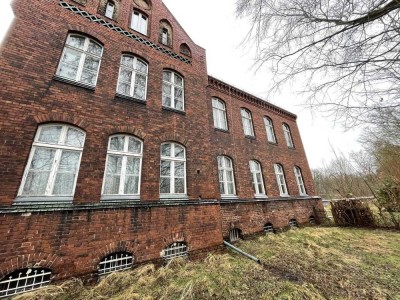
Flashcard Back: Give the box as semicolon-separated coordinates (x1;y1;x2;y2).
163;71;172;82
228;182;235;195
128;138;142;154
160;160;171;176
120;68;133;83
175;100;183;111
174;75;183;86
38;126;62;144
219;182;225;194
104;175;120;194
22;148;55;195
218;170;225;182
126;157;140;175
65;128;85;147
56;151;80;172
53;173;75;195
122;56;134;68
160;177;171;193
124;175;139;194
162;83;172;106
67;35;85;49
58;63;79;81
61;48;81;67
136;60;147;73
83;56;100;71
174;162;184;177
161;143;171;157
103;155;122;194
118;82;131;95
88;41;102;56
134;85;145;100
174;145;184;158
80;70;97;85
174;178;185;193
110;136;125;151
226;170;233;182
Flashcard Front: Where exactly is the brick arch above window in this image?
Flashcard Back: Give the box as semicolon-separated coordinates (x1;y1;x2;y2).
33;113;90;131
133;0;152;11
157;133;189;146
92;240;137;271
162;231;187;248
106;126;147;140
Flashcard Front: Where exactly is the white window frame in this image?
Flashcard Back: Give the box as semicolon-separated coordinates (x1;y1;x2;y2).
116;55;148;100
217;156;237;198
131;11;148;35
56;34;103;87
283;123;294;148
17;124;85;203
212;98;228;130
101;135;143;201
249;160;267;198
274;163;289;197
264;116;277;143
105;1;115;19
241;108;255;137
162;71;185;111
160;142;187;198
294;166;307;196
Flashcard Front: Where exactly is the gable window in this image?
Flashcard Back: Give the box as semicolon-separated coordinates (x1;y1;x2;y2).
0;268;52;298
212;98;228;130
180;44;191;57
116;55;148;100
105;1;115;19
160;142;186;196
162;71;184;111
159;20;172;46
217;156;236;197
283;123;294;148
249;160;266;198
102;135;142;200
264;117;276;143
17;124;85;202
56;34;103;87
98;252;133;275
131;11;148;35
294;166;307;195
241;108;255;137
274;163;288;196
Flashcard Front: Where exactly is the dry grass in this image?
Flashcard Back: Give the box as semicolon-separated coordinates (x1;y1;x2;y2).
14;227;400;300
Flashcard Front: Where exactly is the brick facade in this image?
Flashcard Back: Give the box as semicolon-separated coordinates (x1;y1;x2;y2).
0;0;323;289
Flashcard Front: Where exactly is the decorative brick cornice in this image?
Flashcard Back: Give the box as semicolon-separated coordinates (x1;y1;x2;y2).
157;132;189;146
208;76;297;120
33;113;90;130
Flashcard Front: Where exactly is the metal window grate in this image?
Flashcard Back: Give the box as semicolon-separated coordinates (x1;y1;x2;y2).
289;219;298;228
229;228;241;242
0;268;52;298
98;252;133;275
309;216;316;225
264;223;274;234
162;242;188;261
58;1;191;65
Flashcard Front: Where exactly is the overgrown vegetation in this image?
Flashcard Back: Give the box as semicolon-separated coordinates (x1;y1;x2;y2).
15;227;400;300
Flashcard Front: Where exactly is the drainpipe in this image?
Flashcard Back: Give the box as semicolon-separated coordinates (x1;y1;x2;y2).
223;241;261;264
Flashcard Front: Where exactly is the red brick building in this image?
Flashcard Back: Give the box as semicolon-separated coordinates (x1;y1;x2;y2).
0;0;323;296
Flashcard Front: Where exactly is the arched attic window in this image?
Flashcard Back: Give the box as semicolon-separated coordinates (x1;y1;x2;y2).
180;43;191;57
134;0;152;11
0;268;52;298
101;0;117;19
131;10;149;35
159;20;173;47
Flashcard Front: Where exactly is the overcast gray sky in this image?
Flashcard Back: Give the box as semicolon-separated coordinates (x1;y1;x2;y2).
0;0;362;169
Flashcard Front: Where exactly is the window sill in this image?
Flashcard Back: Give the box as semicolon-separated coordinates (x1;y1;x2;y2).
268;141;278;146
14;196;73;204
53;75;96;91
287;146;296;150
245;135;256;140
160;194;188;200
279;194;291;198
221;195;238;200
214;128;229;133
162;106;186;115
115;93;146;104
100;195;140;201
255;194;268;199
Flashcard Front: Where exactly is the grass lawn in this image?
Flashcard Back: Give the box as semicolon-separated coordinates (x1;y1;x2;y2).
15;227;400;300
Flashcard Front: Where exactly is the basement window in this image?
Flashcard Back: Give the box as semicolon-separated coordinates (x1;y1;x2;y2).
229;228;241;242
309;216;316;225
98;252;134;275
289;219;298;228
0;268;52;298
162;242;188;261
264;223;275;234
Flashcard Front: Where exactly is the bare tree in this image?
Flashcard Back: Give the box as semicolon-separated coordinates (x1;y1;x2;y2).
236;0;400;127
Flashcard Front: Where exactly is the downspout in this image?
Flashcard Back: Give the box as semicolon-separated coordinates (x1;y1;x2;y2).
223;241;261;264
